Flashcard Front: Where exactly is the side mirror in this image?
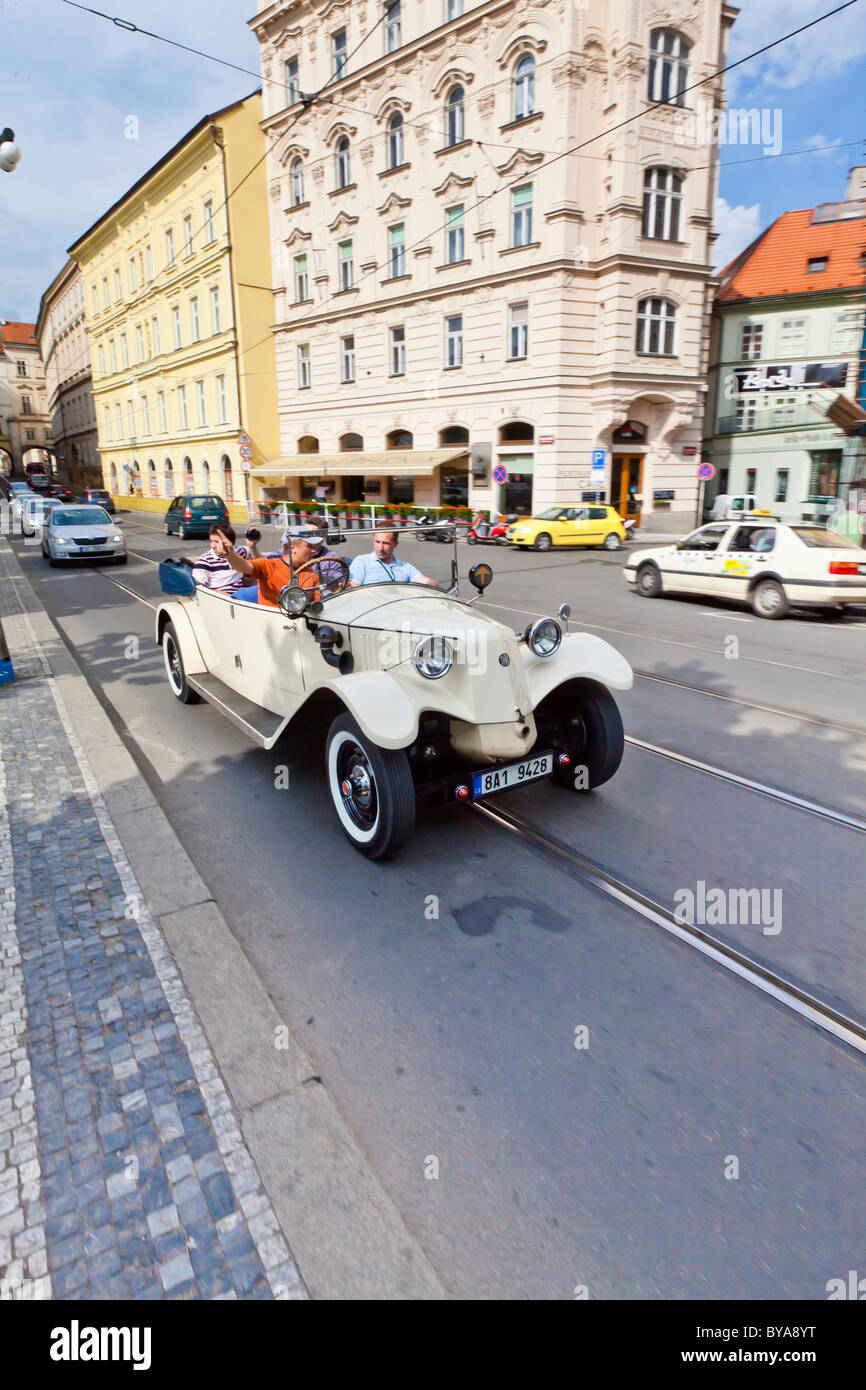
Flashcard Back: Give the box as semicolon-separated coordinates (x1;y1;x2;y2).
278;584;309;617
557;603;571;630
468;562;493;593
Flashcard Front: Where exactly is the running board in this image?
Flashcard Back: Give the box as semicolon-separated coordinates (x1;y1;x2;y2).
186;673;289;749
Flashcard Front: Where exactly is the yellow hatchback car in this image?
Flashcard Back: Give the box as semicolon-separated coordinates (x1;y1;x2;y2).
507;505;627;552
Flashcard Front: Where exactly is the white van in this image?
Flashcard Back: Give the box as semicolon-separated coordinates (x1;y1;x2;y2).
708;493;757;521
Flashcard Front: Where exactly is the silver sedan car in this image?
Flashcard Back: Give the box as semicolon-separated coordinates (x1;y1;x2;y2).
40;505;127;566
20;494;63;537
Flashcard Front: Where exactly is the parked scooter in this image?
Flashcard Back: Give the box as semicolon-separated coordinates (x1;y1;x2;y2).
415;509;455;542
621;517;638;538
466;512;517;545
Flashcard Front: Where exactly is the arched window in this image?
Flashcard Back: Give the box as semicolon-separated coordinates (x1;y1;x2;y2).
386;429;413;448
636;297;677;355
163;457;173;497
132;459;142;495
387;112;404;169
648;29;690;106
147;458;157;497
336;137;351;189
513;54;535;121
439;425;469;445
183;456;193;493
290;157;304;207
498;420;534;443
201;460;210;492
221;454;233;501
298;434;319;453
110;462;118;493
446;86;464;146
340;432;364;450
642;167;683;241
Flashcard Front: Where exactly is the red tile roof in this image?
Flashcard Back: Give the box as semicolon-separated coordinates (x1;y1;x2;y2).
0;321;38;347
717;207;866;303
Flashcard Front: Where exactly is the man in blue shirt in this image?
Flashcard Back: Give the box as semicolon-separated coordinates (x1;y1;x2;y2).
349;529;438;587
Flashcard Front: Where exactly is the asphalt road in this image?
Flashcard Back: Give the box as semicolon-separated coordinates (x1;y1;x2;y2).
11;511;866;1299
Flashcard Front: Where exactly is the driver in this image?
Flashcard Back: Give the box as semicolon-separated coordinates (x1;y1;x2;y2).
211;526;323;607
348;528;437;587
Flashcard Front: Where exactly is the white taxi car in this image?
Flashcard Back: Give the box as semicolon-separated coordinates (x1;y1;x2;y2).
624;520;866;619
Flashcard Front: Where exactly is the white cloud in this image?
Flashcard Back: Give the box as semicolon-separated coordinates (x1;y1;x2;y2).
714;197;764;273
727;0;866;94
803;134;846;159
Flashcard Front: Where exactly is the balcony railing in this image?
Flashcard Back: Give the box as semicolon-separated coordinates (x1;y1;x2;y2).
718;403;827;434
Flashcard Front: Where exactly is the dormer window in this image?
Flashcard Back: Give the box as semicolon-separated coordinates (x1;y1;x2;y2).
807;256;828;273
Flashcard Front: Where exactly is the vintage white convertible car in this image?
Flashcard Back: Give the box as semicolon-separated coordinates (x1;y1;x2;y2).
155;540;633;858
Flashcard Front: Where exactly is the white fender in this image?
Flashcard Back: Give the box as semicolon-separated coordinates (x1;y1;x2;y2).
521;632;633;707
327;670;421;749
154;601;208;676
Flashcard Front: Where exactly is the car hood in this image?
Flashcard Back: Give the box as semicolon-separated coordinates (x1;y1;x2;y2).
322;588;511;635
625;543;678;566
51;523;117;537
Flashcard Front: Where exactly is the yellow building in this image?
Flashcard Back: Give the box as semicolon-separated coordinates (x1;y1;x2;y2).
68;90;278;522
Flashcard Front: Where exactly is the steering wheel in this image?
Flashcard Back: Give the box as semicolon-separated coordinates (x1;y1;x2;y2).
293;555;351;595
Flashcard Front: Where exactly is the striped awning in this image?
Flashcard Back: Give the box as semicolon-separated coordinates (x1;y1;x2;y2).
250;448;468;478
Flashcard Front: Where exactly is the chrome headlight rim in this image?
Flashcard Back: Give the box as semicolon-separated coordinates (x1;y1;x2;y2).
526;617;562;658
412;634;454;680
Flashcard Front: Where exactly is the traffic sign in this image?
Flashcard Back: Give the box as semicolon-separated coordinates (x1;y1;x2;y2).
238;430;252;447
682;445;698;457
493;463;507;484
538;434;556;445
241;458;252;474
698;462;715;481
590;449;606;486
239;445;253;461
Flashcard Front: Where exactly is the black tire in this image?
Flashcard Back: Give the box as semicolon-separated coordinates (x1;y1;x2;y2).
162;621;201;704
536;678;625;792
636;563;662;598
821;605;847;621
178;523;188;540
416;530;426;541
164;521;172;535
115;554;128;565
534;532;552;553
326;712;415;859
602;532;622;551
467;534;477;545
48;554;60;568
750;578;789;620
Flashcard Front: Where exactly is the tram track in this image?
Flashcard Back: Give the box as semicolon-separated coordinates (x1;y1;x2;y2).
473;799;866;1058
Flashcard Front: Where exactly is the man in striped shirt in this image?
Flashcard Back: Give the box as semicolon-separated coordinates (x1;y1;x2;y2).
191;524;257;593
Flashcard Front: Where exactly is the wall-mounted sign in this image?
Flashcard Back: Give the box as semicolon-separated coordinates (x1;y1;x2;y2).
471;443;491;481
682;445;698;456
582;490;605;502
590;449;606;486
538;434;556;445
653;489;676;500
730;362;848;394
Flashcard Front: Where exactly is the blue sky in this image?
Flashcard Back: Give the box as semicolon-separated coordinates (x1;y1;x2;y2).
1;0;864;320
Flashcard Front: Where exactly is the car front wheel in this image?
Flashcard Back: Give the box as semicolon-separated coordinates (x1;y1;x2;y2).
636;563;662;598
162;621;201;704
750;578;789;620
326;713;415;859
533;532;552;552
536;678;625;792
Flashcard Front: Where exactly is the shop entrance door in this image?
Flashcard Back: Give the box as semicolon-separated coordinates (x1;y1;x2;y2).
611;455;644;525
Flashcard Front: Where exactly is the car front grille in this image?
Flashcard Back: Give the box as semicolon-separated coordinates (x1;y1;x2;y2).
72;536;108;545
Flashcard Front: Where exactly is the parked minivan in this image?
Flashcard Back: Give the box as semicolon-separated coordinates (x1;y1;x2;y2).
708;493;758;521
164;494;230;539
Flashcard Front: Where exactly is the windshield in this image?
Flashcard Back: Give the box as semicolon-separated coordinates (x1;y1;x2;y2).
792;527;861;549
51;507;111;526
534;508;569;520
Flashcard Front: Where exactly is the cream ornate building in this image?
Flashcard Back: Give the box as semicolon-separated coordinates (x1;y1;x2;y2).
250;0;736;530
36;260;102;490
0;321;52;476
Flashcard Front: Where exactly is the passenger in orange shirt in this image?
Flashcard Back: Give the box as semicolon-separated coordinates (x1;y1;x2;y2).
211;527;323;606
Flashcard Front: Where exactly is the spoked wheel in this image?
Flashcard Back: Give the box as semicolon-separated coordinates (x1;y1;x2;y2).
326;713;414;859
535;678;625;792
162;621;201;704
534;532;552;552
636;563;662;598
750;579;788;620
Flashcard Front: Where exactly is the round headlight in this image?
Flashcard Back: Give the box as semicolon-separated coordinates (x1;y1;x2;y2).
413;635;454;679
526;617;561;657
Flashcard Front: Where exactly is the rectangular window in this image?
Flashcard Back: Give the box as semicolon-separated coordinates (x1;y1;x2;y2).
152;315;161;355
210;287;222;334
120;333;129;368
24;429;35;441
127;400;136;437
140;395;150;435
389;223;406;277
298;344;311;389
196;380;207;427
831;309;864;354
446;205;465;263
115;404;123;437
103;405;111;441
172;306;182;349
775;468;789;503
183;215;194;257
165;227;175;268
129;257;138;292
98;345;106;375
745;468;757;494
341;334;355;383
508;302;528;359
178;384;188;430
203;200;215;245
779;318;805;354
339;240;354;291
15;359;25;377
512;185;533;246
146;244;153;280
807;256;827;273
447;0;463;17
390;325;405;375
190;298;201;341
136;324;145;361
91;284;99;315
740;323;763;361
157;390;167;432
808;448;842;496
294;254;309;301
385;1;401;53
101;276;109;309
114;268;122;300
216;375;228;422
20;395;32;415
772;393;796;425
333;28;347;79
445;314;463;368
285;57;300;105
109;339;117;372
735;396;757;431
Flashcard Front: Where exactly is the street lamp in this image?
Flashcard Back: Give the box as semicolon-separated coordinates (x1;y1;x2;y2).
0;128;22;173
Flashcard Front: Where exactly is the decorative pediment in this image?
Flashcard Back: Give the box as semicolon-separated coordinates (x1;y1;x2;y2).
272;26;303;52
377;191;412;216
284;227;312;249
327;210;359;233
277;141;310;168
495;148;545;178
433;172;475;198
375;93;413;121
316;0;353;22
431;65;476;98
496;32;548;69
324;121;358;148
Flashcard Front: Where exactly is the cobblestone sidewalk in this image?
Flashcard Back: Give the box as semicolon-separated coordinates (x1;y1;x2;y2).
0;542;306;1300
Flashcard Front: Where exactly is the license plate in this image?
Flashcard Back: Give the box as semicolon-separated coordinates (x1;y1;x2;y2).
202;514;217;520
472;752;553;798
